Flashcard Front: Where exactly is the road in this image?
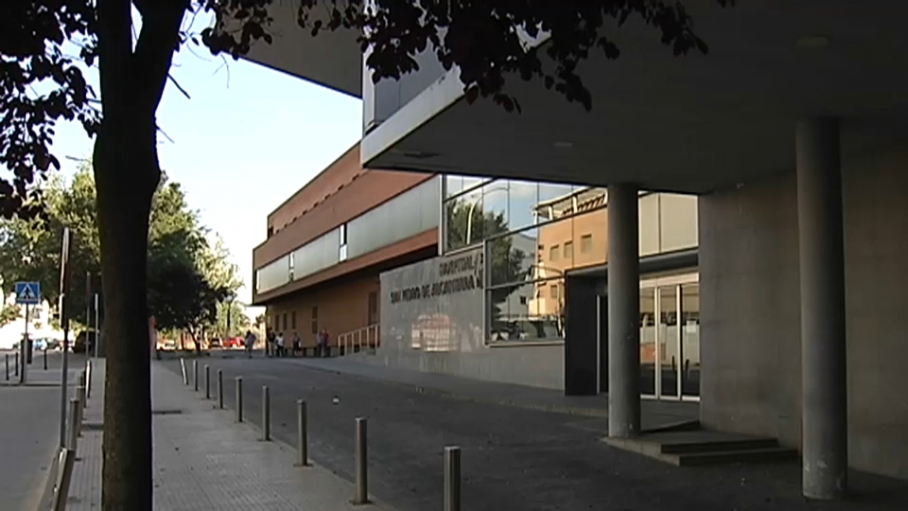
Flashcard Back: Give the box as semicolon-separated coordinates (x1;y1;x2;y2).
157;356;889;511
0;351;87;511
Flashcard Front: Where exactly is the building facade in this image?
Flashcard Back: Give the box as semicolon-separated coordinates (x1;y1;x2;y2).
243;1;908;488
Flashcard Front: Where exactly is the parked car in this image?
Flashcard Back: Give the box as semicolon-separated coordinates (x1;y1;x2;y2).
208;338;221;348
221;337;244;349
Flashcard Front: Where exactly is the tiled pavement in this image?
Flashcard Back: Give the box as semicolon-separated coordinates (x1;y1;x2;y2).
67;359;394;510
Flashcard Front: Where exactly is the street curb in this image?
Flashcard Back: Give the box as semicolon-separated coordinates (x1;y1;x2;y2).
33;446;62;511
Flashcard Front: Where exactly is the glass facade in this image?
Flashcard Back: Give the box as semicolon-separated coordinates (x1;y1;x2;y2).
442;176;699;345
256;177;441;295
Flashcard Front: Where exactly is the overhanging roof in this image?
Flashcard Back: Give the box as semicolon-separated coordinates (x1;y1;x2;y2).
237;0;362;97
361;0;908;194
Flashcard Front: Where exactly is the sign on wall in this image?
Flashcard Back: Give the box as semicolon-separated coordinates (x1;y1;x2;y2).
380;245;485;353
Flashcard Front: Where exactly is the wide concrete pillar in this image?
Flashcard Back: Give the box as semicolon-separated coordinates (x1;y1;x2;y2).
796;117;848;499
607;183;640;438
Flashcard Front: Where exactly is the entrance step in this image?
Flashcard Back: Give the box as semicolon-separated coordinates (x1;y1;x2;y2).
603;430;798;467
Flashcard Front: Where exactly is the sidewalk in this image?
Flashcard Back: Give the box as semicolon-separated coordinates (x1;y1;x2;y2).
67;360;395;510
282;354;697;430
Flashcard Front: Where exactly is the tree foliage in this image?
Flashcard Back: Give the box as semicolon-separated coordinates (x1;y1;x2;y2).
0;163;240;333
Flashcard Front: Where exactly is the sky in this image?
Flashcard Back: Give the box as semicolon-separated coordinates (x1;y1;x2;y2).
49;36;364;311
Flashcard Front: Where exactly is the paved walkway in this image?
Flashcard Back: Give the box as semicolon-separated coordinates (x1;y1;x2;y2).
67;360;394;510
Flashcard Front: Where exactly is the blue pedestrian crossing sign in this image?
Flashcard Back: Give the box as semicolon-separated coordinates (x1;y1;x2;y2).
15;282;41;305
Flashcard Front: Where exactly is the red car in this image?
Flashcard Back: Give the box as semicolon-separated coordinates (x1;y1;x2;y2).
221;337;244;349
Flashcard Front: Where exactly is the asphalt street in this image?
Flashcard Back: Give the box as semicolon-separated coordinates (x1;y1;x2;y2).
159;356;907;511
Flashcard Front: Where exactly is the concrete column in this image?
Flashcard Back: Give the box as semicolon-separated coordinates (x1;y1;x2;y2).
796;117;848;500
607;183;641;438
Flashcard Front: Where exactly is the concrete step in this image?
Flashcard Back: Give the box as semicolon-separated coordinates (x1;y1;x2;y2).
672;446;799;466
660;437;779;454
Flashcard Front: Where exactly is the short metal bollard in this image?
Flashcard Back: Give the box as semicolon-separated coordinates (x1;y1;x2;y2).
68;398;80;449
353;417;368;504
204;365;211;399
86;361;92;400
15;352;19;377
217;369;224;409
193;360;199;391
261;386;271;441
235;377;243;422
43;348;47;370
180;358;188;385
5;354;8;380
444;446;462;511
296;400;308;466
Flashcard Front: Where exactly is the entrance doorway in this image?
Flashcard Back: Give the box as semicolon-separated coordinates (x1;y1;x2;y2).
639;273;700;401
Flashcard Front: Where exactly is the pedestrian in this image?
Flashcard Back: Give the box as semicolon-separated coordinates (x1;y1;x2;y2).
276;332;285;358
244;330;256;359
292;332;301;357
316;330;325;358
322;329;331;357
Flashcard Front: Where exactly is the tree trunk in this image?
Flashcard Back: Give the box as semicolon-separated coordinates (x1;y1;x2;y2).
94;123;160;511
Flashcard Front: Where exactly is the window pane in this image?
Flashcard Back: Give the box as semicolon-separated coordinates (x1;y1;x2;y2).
507;180;538;232
445;175;486;198
537;183;575;222
489;228;537;286
444;188;483;250
482;182;509;235
563;241;573;259
489;278;563;342
549;245;559;261
681;283;700;397
580;234;593;253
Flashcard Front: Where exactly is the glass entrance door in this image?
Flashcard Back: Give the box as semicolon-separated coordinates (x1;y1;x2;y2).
639;273;699;401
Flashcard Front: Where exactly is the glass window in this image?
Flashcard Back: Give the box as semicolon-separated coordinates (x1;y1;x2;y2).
549;245;559;261
489;228;537;286
563;241;573;259
482;182;509;235
681;283;700;397
291;311;297;330
580;234;593;253
339;223;347;245
445;175;487;198
507;180;538;232
311;306;318;334
488;279;564;342
537;183;575;222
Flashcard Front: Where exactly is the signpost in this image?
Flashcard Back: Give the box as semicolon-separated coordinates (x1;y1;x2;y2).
15;281;41;385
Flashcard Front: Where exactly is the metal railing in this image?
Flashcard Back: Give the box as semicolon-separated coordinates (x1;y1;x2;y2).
337;324;380;355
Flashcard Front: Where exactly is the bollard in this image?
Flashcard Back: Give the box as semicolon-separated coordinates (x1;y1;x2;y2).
261;386;271;441
296;400;308;466
79;372;87;409
180;358;187;385
353;417;368;504
43;348;47;370
235;377;243;422
217;369;224;409
204;365;211;399
5;354;8;381
193;360;199;392
67;398;80;451
15;352;19;377
86;361;92;400
444;446;462;511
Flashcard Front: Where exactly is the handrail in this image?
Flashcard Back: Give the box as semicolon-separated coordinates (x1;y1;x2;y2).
336;324;380;355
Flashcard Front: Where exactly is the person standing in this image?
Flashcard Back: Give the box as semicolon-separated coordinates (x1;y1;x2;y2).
244;330;257;359
292;332;301;357
276;332;285;358
316;330;325;358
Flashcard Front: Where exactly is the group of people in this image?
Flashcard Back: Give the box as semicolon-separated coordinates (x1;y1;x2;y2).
264;329;331;357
